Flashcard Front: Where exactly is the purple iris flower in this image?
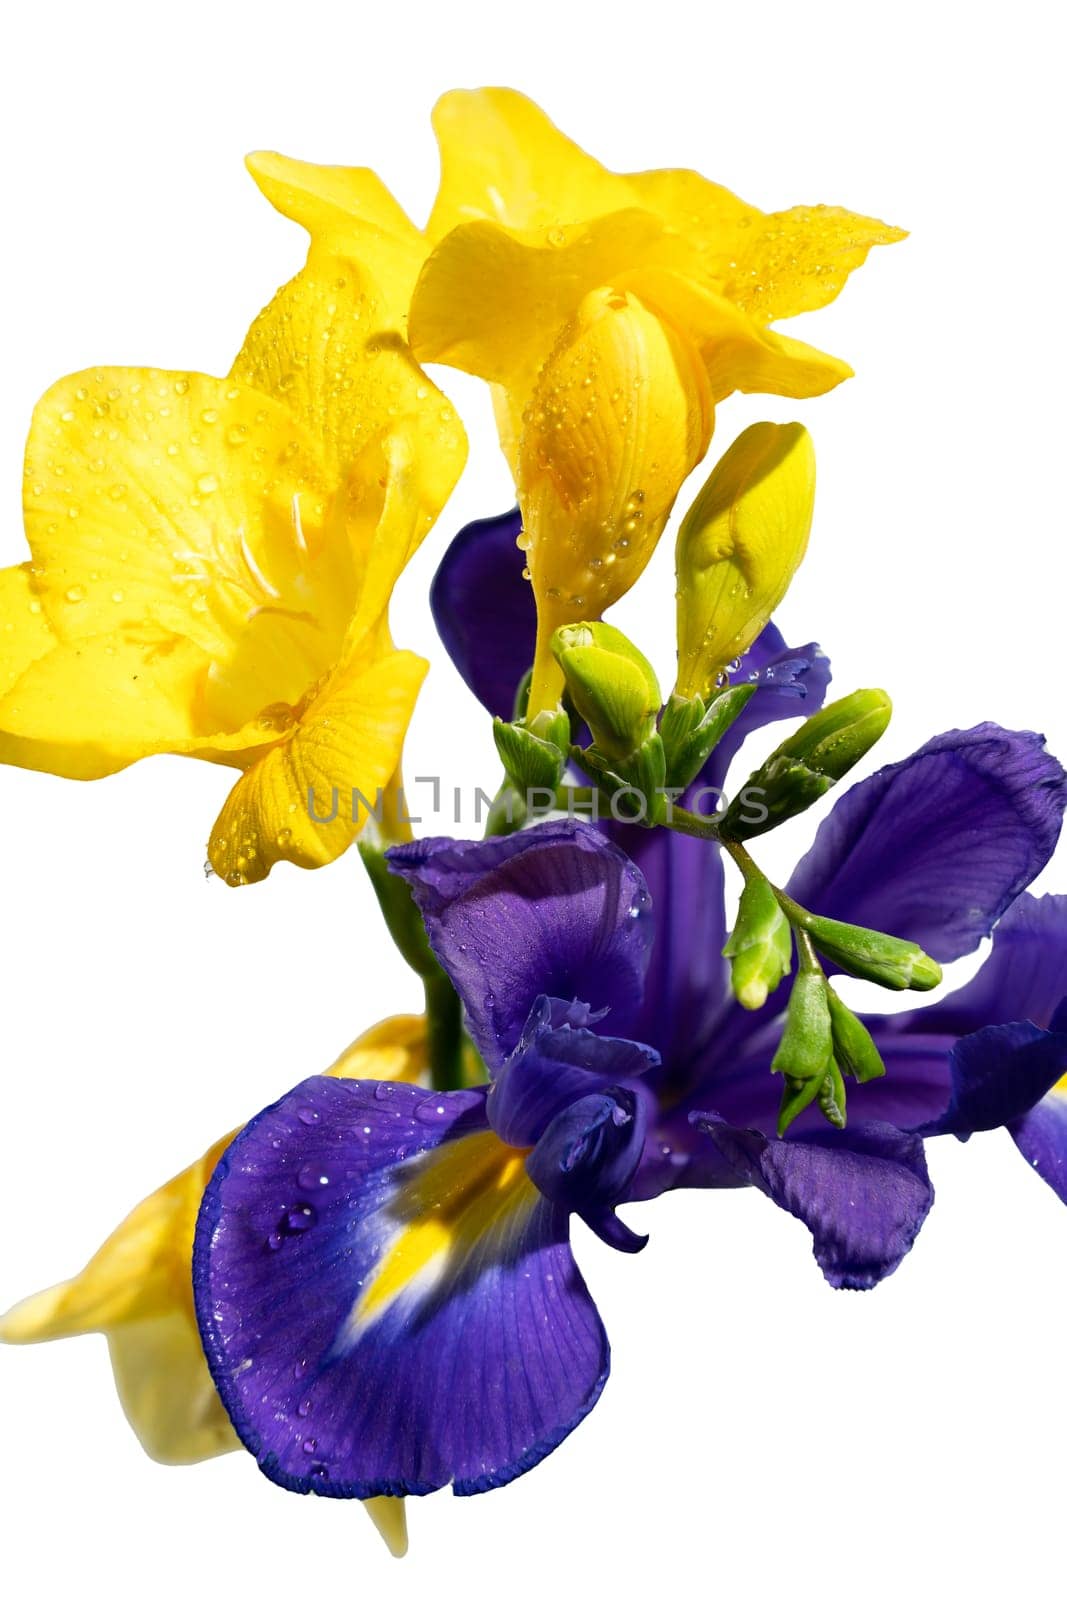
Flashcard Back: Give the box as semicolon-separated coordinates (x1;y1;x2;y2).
192;510;1067;1503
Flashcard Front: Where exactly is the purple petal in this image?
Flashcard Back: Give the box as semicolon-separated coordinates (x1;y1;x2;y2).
527;1089;649;1234
1010;1088;1067;1205
430;507;534;719
787;725;1067;962
612;825;731;1067
889;893;1067;1039
917;1021;1067;1137
389;821;653;1070
488;995;659;1147
697;1115;934;1289
194;1075;609;1498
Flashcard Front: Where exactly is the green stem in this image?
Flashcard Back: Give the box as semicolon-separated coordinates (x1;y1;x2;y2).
423;969;464;1091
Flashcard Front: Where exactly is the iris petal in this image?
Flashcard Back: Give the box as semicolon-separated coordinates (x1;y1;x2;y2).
388;821;653;1069
786;725;1067;962
194;1076;609;1497
699;1116;934;1289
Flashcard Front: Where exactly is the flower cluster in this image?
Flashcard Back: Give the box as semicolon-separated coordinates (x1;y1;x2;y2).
3;90;1065;1559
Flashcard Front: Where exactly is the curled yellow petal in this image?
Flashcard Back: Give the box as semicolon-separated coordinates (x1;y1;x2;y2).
428;86;633;238
0;1015;426;1470
721;205;907;325
207;642;427;885
246;153;426;330
231;255;466;522
675;422;816;700
518;287;713;715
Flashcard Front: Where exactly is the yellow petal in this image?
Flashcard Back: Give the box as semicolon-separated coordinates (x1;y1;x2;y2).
0;629;243;778
675;423;817;699
427;86;633;238
411;209;691;405
625;267;854;400
327;1012;428;1081
720;205;907;325
245;153;426;330
231;254;467;528
207;642;428;885
107;1310;239;1465
0;1015;426;1464
23;366;336;671
518;287;713;716
0;564;55;691
364;1497;409;1558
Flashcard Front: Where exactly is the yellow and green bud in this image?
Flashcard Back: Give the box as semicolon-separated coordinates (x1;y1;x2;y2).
721;688;892;839
675;422;816;703
494;707;571;795
723;876;793;1010
805;915;942;993
551;622;661;761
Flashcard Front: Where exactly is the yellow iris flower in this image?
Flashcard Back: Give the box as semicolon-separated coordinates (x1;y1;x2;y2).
0;1015;427;1556
406;87;904;712
0;228;466;884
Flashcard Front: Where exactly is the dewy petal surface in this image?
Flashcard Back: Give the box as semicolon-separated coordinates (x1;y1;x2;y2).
388;821;653;1070
786;726;1067;962
245;154;427;331
194;1076;609;1497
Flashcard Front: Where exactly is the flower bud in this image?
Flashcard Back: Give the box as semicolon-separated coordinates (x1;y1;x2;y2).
493;707;570;795
552;622;661;761
772;968;837;1137
675;423;815;702
660;683;757;792
720;688;892;839
826;987;886;1083
518;286;712;715
722;875;793;1010
805;915;943;992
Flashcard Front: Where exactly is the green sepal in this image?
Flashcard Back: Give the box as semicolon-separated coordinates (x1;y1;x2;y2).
493;708;570;794
662;683;758;792
723;875;792;1010
720;688;892;840
806;914;942;992
826;987;887;1083
552;621;661;761
580;731;668;826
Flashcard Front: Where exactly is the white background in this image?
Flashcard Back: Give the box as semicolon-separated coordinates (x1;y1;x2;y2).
2;2;1064;1596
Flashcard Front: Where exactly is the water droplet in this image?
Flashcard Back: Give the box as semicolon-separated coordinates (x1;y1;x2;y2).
297;1164;331;1191
296;1103;319;1126
285;1204;317;1233
196;473;219;495
302;1438;318;1455
297;1399;312;1418
64;586;85;604
173;378;190;396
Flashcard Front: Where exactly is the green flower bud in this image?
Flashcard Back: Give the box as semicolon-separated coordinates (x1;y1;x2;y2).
551;621;661;760
723;875;792;1010
493;708;570;795
661;683;757;793
720;688;892;840
826;987;886;1083
805;914;943;992
772;970;835;1136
